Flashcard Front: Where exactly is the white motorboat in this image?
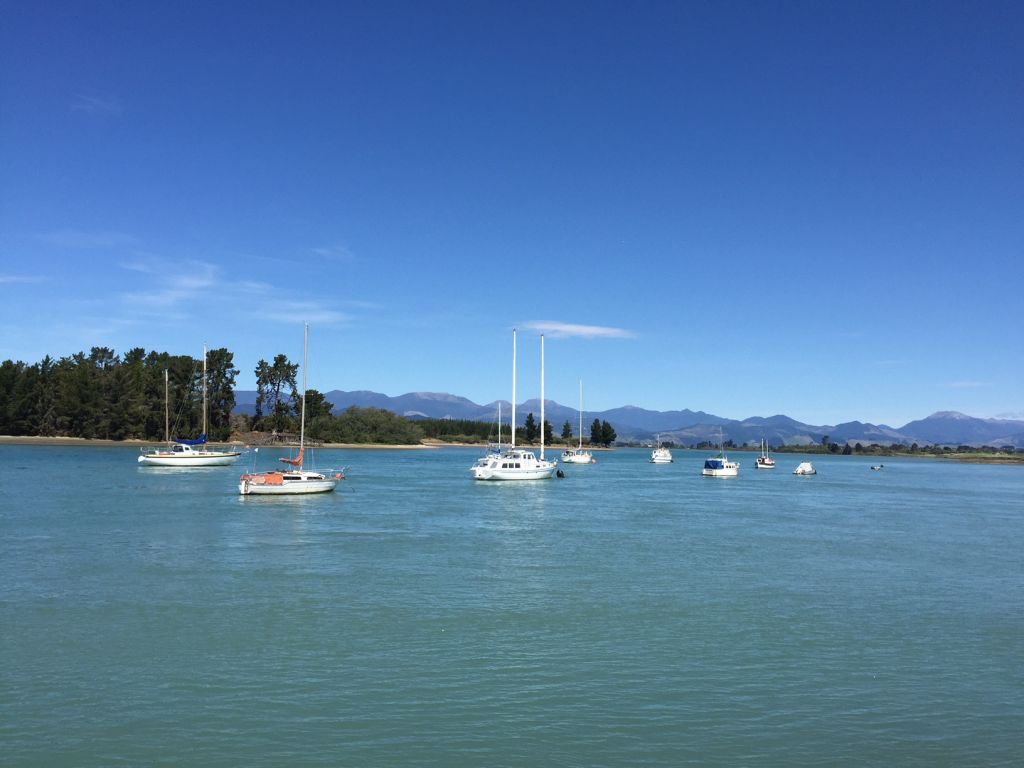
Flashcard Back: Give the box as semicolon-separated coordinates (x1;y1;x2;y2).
138;348;242;467
793;461;817;475
702;451;739;477
703;429;739;477
649;434;673;464
239;325;342;495
561;380;594;465
755;438;775;469
472;330;557;481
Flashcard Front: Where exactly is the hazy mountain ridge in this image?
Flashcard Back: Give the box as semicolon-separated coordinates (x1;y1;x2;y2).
232;390;1024;448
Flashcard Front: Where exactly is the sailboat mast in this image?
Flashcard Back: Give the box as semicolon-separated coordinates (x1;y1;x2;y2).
511;329;516;449
202;344;208;439
578;379;583;450
540;333;545;460
300;323;308;455
164;369;169;443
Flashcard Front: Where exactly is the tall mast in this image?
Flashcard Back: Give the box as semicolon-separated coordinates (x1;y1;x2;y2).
300;323;308;457
202;344;208;439
578;379;583;450
164;369;169;443
511;329;516;449
540;333;545;460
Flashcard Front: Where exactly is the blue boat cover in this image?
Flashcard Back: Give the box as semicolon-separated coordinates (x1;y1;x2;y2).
173;434;207;446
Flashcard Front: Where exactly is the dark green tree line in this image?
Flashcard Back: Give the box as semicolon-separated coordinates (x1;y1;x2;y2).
0;347;238;441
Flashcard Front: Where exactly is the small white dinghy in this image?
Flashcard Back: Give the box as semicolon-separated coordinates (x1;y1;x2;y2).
793;461;817;475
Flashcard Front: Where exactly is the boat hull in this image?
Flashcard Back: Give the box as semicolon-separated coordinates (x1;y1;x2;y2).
138;451;241;467
472;465;557;481
755;458;776;469
702;466;739;477
650;449;673;464
239;471;340;495
561;451;594;464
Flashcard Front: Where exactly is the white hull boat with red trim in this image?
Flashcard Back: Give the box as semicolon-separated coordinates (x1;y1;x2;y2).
239;465;341;494
239;324;341;496
755;438;775;469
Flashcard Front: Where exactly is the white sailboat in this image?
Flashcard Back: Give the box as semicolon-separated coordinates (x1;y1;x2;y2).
138;346;242;466
239;325;342;495
472;330;558;481
561;379;594;464
755;438;776;469
649;434;673;464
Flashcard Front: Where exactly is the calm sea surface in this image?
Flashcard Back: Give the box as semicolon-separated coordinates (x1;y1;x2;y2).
2;445;1022;766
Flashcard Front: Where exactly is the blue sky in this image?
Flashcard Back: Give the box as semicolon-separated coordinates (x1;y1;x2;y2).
2;1;1021;427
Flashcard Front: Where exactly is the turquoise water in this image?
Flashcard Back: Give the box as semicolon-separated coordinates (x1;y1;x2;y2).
2;445;1022;766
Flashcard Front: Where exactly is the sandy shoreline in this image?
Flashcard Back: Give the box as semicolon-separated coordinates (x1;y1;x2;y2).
0;435;437;450
0;435;594;451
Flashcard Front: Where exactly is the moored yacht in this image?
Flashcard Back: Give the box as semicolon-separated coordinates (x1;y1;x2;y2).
793;461;817;475
472;330;557;481
702;451;740;477
138;350;242;467
649;434;673;464
702;431;739;477
239;325;342;495
755;438;775;469
561;380;595;465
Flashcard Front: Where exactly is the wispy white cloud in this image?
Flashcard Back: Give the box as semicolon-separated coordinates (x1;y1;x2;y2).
36;230;138;249
71;93;124;116
260;301;352;326
120;261;219;309
312;244;356;263
522;320;635;339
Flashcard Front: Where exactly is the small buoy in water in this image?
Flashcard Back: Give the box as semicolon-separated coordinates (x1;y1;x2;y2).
556;469;565;478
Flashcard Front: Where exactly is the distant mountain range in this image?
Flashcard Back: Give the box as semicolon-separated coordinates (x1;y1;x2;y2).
232;391;1024;448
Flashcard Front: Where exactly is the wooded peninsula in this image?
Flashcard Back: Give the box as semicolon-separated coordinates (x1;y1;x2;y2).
0;347;1019;462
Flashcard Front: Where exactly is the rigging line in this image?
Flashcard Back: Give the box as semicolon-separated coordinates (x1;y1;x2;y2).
167;358;204;440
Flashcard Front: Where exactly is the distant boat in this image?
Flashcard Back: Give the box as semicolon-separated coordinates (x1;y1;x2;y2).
702;451;739;477
703;431;739;477
650;434;673;464
138;347;242;467
871;464;884;471
793;461;817;475
755;438;775;469
561;380;595;465
472;330;557;481
239;325;342;495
